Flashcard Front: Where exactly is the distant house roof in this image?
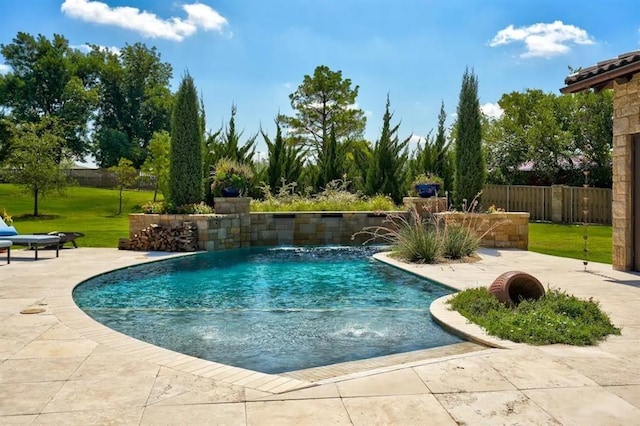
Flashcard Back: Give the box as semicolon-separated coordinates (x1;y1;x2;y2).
71;163;97;170
561;50;640;94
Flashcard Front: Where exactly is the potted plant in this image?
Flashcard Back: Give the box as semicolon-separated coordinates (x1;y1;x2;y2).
211;158;253;197
412;173;443;198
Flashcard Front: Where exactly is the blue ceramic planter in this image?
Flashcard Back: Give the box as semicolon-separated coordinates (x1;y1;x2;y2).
415;183;440;198
221;187;240;197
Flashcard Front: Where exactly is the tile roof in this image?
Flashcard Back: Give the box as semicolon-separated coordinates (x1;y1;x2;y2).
562;50;640;91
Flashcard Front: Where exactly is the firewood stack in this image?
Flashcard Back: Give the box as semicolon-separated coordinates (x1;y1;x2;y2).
124;222;199;252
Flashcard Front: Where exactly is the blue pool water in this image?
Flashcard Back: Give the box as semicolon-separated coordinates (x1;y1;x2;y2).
73;246;462;373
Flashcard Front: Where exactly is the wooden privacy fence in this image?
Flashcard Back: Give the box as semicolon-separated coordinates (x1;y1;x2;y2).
67;169;156;190
561;186;612;225
482;184;612;225
481;185;552;222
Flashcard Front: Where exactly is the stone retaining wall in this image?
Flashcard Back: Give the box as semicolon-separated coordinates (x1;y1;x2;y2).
250;212;389;246
129;213;249;251
434;212;530;249
128;198;529;251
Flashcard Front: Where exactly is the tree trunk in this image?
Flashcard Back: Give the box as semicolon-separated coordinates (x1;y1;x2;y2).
118;187;123;215
153;180;158;202
33;187;39;216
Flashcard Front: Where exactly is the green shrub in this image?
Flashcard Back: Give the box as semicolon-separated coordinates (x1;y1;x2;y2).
176;202;214;214
141;200;214;214
141;201;168;214
448;287;620;345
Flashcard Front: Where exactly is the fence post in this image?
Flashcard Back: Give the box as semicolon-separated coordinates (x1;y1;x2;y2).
551;185;564;223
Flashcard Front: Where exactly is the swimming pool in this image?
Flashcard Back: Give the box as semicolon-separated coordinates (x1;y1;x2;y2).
73;246;462;374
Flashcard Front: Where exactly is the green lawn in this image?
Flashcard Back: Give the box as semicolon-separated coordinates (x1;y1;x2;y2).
0;184;159;247
0;184;614;262
529;222;612;264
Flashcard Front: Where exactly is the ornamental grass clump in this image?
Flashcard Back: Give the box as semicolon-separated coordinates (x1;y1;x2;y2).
356;202;487;263
442;223;479;259
392;211;442;263
448;287;620;345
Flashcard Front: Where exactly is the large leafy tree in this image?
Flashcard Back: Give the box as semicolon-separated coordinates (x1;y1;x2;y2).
0;32;98;160
563;90;613;187
1;118;69;216
454;68;485;208
280;65;366;159
365;95;409;204
93;43;173;168
169;73;203;206
487;90;570;184
484;89;612;186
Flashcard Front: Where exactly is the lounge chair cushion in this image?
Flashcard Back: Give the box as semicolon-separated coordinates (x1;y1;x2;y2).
0;217;18;236
5;235;61;246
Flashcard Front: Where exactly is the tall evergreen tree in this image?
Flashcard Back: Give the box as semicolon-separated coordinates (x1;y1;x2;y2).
169;73;202;206
365;95;409;204
317;125;342;188
434;102;447;178
262;121;304;192
206;104;256;165
454;68;484;208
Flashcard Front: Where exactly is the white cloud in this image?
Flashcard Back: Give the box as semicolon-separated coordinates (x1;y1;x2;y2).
409;134;426;145
481;102;503;119
61;0;228;42
72;43;121;55
489;20;594;58
0;63;10;74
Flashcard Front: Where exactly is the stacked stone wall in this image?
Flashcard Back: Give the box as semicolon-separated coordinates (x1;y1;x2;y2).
612;74;640;270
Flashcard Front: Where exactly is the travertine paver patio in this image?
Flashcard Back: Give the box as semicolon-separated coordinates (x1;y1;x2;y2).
0;247;639;425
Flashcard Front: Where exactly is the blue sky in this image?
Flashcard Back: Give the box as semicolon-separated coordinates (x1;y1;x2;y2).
1;0;639;163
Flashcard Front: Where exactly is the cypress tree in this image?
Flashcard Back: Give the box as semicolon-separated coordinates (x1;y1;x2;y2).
262;121;303;192
454;68;485;208
169;73;203;206
365;95;409;204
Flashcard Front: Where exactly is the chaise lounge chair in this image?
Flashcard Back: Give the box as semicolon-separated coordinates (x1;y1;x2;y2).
0;217;61;260
35;231;85;248
0;240;10;264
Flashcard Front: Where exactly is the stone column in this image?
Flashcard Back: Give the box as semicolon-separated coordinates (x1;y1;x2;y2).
214;197;251;248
